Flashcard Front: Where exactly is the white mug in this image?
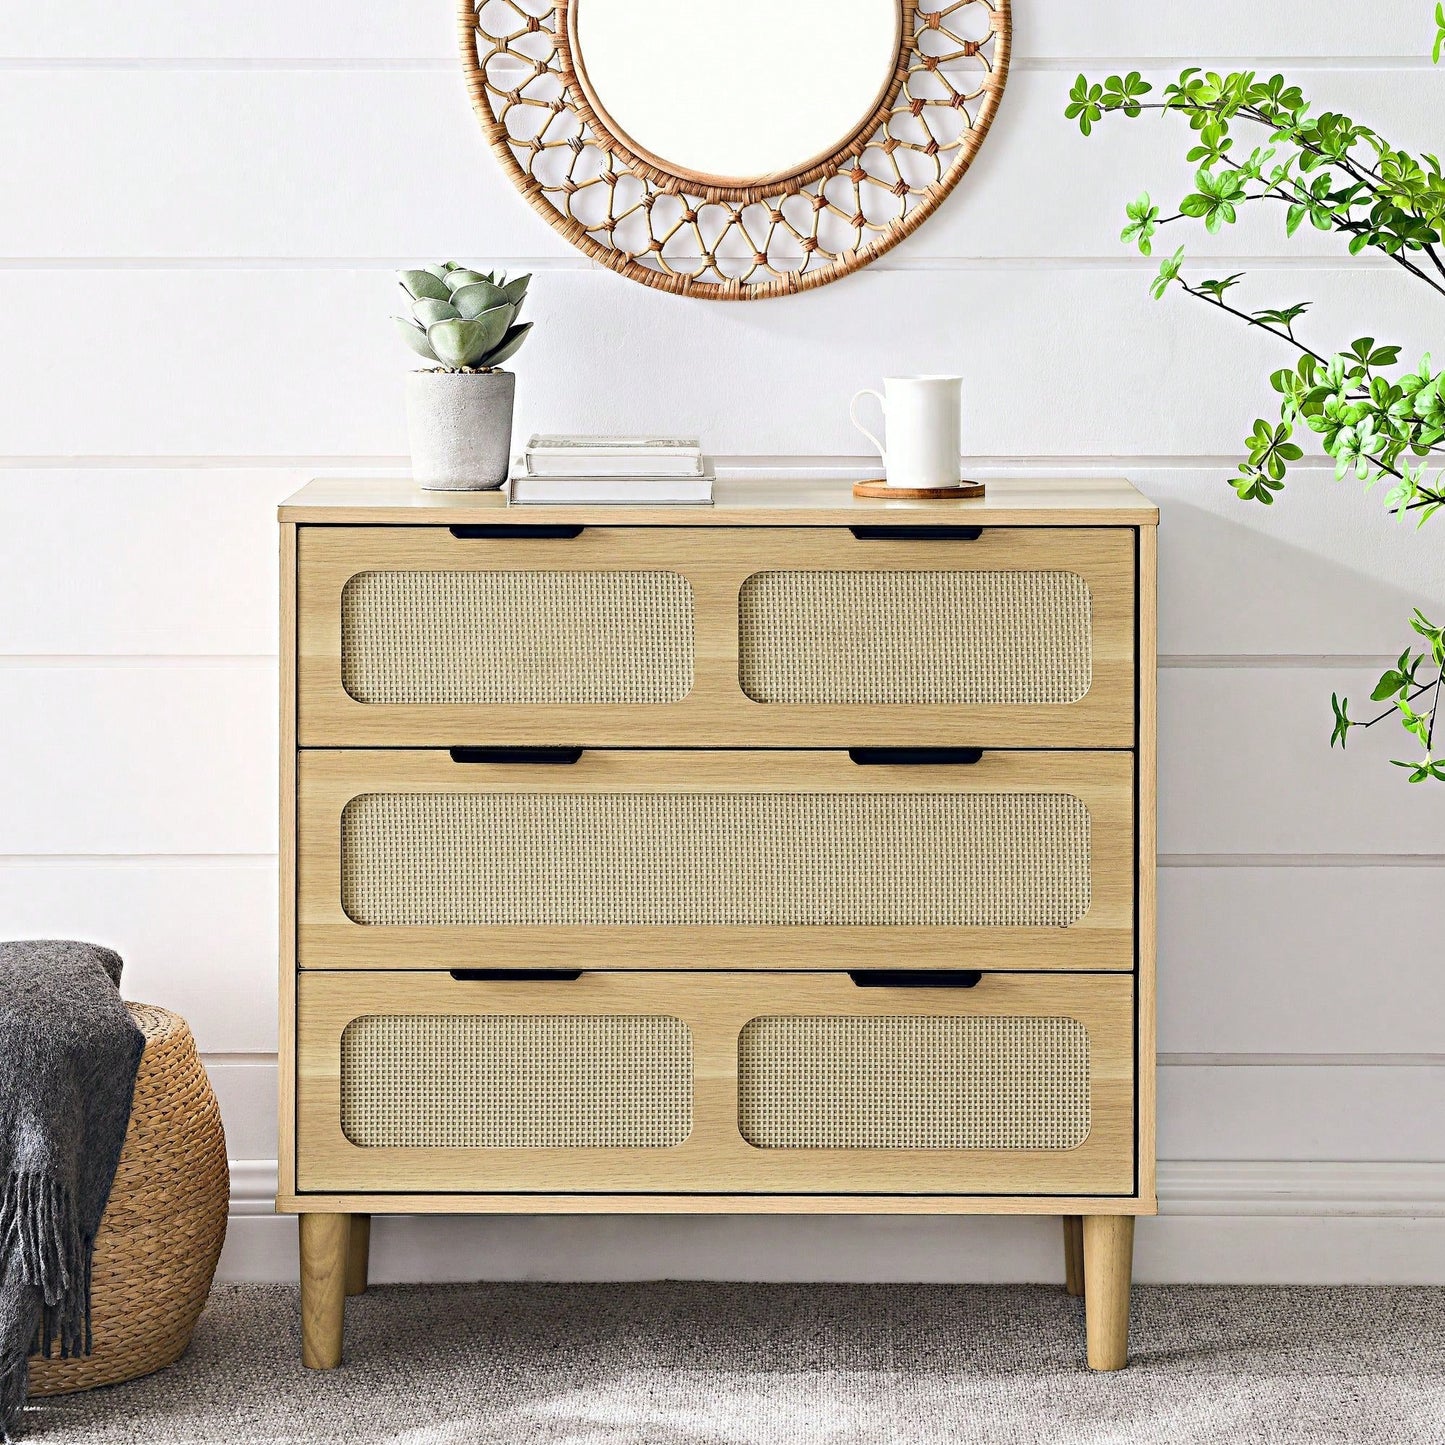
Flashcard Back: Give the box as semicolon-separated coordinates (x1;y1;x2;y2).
849;375;962;488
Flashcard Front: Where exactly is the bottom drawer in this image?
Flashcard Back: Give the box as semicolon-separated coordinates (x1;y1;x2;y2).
296;971;1135;1196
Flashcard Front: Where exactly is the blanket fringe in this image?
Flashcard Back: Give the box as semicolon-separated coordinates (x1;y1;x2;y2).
0;1170;93;1361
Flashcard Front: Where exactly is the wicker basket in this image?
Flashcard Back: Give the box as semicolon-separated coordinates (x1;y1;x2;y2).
29;1004;229;1396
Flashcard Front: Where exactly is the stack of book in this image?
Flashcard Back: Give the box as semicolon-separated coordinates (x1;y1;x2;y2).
508;435;714;504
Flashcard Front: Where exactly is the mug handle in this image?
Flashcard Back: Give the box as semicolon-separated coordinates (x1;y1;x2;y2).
849;389;886;461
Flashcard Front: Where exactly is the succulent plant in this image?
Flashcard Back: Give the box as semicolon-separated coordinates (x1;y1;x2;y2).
393;263;533;372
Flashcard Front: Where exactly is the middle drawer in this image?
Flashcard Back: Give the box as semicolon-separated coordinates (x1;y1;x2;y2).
297;749;1134;971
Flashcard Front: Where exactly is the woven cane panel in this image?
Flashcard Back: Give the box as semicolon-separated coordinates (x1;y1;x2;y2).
341;791;1091;927
340;1014;692;1148
738;570;1093;705
738;1015;1090;1150
340;569;694;704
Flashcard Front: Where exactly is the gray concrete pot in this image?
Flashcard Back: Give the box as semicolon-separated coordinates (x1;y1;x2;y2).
405;368;515;491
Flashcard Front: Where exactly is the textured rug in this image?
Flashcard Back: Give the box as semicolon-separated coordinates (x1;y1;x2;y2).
19;1282;1445;1444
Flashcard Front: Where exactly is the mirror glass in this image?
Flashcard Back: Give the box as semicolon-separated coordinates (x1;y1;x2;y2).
569;0;904;185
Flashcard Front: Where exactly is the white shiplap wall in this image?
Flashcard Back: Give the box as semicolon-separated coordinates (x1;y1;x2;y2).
2;1;1443;1284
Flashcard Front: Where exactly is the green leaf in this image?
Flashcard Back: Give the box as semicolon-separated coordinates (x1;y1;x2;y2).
1330;693;1353;749
1101;70;1153;117
1230;464;1285;504
1065;73;1105;135
450;280;509;319
1197;272;1245;300
426;310;511;369
442;269;488;293
1150;246;1185;300
1370;648;1417;700
499;273;531;306
399;269;450;302
393;317;439;363
481;322;533;369
1394;759;1445;782
1254;302;1310;331
1411;609;1445;665
412;298;460;327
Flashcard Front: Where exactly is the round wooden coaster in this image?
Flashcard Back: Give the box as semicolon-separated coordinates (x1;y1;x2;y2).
852;479;986;500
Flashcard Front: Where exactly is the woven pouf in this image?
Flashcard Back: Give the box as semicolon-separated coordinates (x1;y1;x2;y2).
29;1003;229;1396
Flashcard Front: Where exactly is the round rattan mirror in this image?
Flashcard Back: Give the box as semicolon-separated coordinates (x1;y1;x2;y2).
461;0;1011;300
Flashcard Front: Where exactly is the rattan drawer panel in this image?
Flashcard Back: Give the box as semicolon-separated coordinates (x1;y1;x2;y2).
340;1014;692;1149
297;526;1135;747
738;1015;1089;1150
297;971;1134;1195
341;568;694;705
297;750;1134;971
341;790;1091;929
740;569;1092;705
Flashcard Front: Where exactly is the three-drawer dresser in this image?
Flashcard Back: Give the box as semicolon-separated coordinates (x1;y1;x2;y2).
277;475;1158;1371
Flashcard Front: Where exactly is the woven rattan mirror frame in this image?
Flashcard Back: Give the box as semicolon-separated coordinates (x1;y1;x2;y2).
460;0;1012;300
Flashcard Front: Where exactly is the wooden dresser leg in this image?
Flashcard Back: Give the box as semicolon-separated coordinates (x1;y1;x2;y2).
1062;1216;1085;1297
1082;1216;1134;1371
300;1213;350;1369
346;1215;372;1298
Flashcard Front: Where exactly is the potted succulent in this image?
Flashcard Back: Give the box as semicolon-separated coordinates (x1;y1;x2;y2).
393;262;532;491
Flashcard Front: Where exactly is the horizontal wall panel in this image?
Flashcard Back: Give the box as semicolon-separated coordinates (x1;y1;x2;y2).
206;1061;279;1159
0;470;293;655
1;2;1423;63
0;71;562;259
4;70;1441;261
1160;1064;1445;1162
1146;468;1445;658
1158;667;1444;856
1160;868;1445;1055
1030;2;1428;61
3;464;1438;662
0;859;276;1050
0;267;1436;459
0;665;275;854
0;662;1430;857
0;3;452;59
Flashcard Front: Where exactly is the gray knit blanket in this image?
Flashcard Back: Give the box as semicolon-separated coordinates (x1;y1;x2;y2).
0;941;145;1442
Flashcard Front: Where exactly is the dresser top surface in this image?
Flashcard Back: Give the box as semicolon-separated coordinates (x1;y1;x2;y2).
280;476;1159;527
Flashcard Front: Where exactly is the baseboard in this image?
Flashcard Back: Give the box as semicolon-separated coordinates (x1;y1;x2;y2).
220;1160;1445;1286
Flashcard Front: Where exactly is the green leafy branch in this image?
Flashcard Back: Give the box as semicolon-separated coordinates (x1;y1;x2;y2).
1067;52;1445;780
1332;612;1445;781
1066;68;1445;291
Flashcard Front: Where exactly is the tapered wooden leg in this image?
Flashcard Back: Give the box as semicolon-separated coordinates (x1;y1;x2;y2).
1062;1216;1085;1298
300;1213;350;1369
346;1215;372;1297
1082;1216;1134;1371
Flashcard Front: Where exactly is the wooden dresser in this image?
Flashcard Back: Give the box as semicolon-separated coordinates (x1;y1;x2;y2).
277;476;1158;1371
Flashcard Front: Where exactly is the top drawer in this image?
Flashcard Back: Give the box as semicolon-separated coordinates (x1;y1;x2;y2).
297;526;1135;747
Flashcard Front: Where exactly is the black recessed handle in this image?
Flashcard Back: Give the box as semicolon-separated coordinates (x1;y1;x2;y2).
848;525;983;541
848;747;983;766
450;969;582;982
449;746;583;765
849;970;983;989
449;524;584;540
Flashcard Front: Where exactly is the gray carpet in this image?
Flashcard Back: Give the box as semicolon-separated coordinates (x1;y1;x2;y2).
19;1283;1445;1444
